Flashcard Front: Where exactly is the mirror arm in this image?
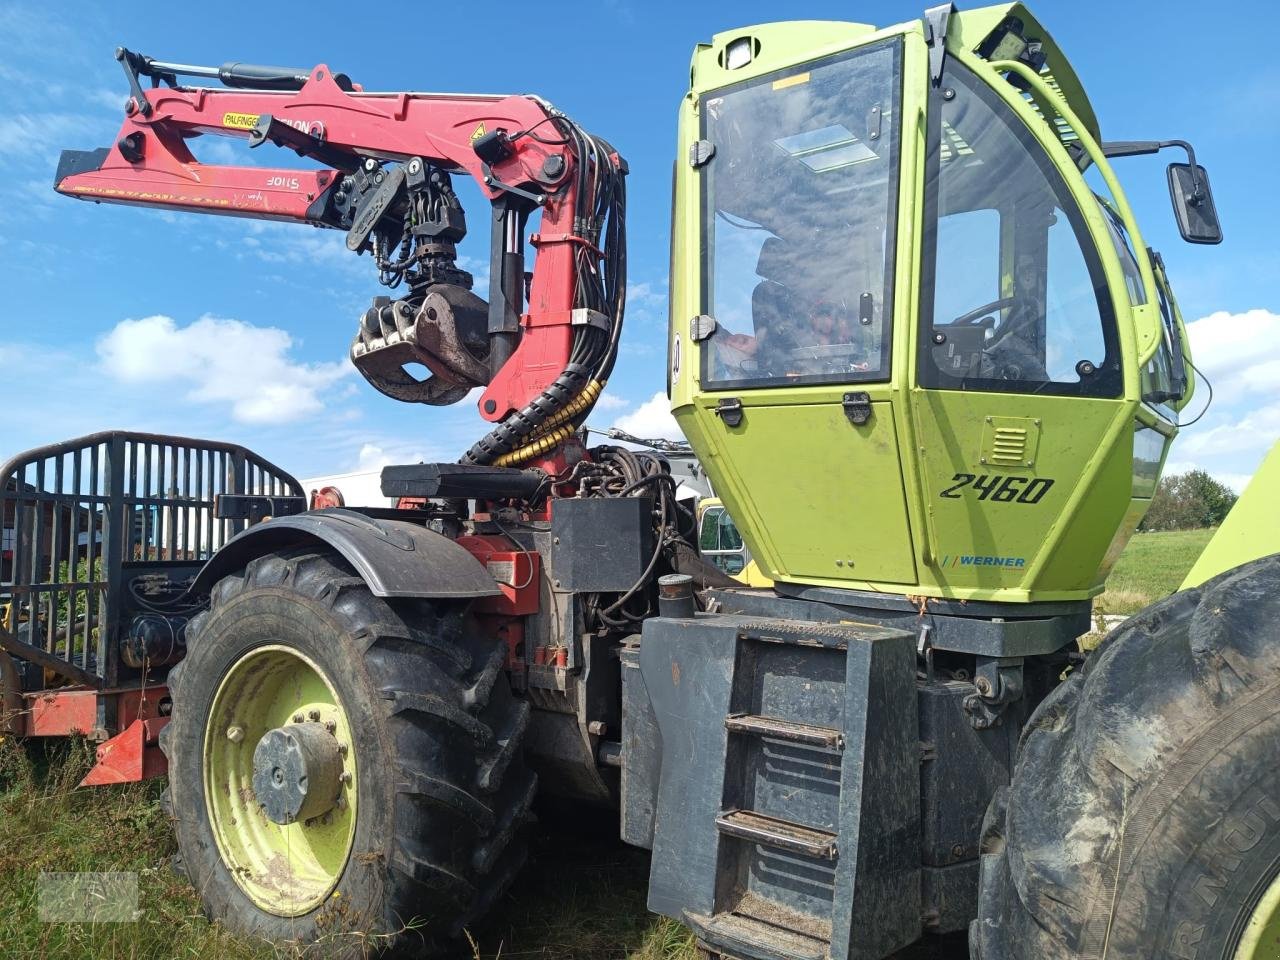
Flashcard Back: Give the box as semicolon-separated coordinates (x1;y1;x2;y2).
1100;140;1162;157
1102;139;1205;203
1159;140;1205;202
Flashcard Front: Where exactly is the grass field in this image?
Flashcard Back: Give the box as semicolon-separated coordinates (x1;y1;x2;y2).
0;528;1214;959
1094;527;1215;615
0;737;697;960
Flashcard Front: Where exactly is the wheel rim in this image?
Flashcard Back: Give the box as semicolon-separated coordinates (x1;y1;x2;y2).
1236;868;1280;960
203;645;358;916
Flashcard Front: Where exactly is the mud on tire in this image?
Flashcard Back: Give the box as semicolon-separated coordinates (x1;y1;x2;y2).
972;554;1280;959
158;548;535;955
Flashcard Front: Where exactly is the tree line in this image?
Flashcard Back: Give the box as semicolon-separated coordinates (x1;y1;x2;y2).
1140;469;1238;532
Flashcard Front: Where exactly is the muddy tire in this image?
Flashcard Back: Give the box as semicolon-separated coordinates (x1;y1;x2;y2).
972;554;1280;959
158;547;535;955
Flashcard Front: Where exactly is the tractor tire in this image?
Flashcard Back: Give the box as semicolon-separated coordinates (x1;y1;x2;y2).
158;547;535;956
972;554;1280;960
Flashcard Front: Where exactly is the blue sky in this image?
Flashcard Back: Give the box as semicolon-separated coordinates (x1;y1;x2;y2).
1;0;1276;490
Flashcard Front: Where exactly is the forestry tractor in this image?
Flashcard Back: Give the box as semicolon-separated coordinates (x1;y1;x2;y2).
3;3;1277;957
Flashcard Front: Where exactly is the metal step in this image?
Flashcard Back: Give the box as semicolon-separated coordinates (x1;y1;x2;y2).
715;809;838;860
685;909;828;960
724;712;844;750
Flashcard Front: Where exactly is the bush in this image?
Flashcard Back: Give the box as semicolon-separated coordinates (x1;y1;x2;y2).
1140;470;1238;532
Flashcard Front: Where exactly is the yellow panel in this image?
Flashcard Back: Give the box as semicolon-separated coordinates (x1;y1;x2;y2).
696;400;917;586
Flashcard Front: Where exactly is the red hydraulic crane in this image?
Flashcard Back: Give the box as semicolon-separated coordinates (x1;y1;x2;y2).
56;49;627;471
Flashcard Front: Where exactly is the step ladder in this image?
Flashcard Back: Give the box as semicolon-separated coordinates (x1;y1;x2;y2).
639;614;920;960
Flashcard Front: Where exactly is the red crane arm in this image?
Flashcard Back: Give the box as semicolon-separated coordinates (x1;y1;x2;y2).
55;67;573;221
55;55;627;465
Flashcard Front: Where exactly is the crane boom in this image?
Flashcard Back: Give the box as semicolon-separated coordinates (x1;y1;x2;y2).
55;50;627;468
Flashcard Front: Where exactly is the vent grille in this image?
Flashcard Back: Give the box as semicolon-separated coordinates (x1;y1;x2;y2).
989;426;1028;465
980;416;1040;469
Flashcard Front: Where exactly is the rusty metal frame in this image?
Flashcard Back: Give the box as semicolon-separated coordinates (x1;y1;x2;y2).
0;431;301;690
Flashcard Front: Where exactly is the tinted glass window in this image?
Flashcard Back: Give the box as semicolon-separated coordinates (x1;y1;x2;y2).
701;41;901;389
1143;256;1185;411
921;66;1120;396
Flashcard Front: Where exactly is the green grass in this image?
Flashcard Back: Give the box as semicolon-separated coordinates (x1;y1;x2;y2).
1095;527;1216;616
0;736;272;960
0;737;695;960
0;741;970;960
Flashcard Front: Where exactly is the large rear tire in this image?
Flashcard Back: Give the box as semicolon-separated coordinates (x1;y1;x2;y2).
159;548;535;955
972;554;1280;959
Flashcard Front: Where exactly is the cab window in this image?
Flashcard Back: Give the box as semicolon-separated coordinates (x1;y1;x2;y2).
698;504;747;575
1082;163;1149;308
1142;254;1187;411
700;40;902;389
920;65;1121;397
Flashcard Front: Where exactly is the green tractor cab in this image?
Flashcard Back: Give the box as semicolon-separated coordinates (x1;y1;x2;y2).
670;3;1210;605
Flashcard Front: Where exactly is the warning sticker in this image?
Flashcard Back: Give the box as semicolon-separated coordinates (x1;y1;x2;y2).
222;112;260;130
470;122;487;142
486;559;515;586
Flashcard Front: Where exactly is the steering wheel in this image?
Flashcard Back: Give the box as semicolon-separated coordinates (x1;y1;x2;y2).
948;297;1017;327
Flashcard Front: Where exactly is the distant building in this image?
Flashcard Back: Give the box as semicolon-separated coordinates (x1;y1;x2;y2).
2;477;97;583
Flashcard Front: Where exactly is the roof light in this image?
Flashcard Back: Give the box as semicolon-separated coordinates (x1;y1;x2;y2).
725;37;754;70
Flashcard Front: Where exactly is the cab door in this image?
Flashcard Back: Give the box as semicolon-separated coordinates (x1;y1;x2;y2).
911;58;1137;599
681;37;918;589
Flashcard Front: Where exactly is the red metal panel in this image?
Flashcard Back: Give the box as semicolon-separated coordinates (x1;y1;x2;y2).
79;716;169;786
25;688;99;737
24;684;172;785
457;535;541;616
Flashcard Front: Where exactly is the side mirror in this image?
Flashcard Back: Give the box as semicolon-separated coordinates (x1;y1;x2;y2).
1167;162;1222;245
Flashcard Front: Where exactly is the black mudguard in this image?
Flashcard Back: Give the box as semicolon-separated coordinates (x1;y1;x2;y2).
192;509;501;600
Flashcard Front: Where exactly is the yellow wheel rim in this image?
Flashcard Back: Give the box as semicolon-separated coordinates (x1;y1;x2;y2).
203;645;358;916
1237;869;1280;960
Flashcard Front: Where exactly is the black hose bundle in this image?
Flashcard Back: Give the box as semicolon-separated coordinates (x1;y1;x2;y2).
543;445;695;629
462;117;627;467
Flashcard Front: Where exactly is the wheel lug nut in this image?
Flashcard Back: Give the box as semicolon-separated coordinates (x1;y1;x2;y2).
226;725;245;743
339;771;352;784
292;713;304;723
308;709;321;721
338;743;348;756
325;720;337;733
335;794;347;809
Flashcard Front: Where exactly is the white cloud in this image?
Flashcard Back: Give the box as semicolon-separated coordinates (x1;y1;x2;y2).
1164;461;1255;494
593;392;629;412
357;444;391;470
355;442;426;471
96;314;351;425
0;113;85;156
612;391;682;440
1186;308;1280;401
1161;308;1280;489
1177;404;1280;460
87;88;127;114
626;281;665;305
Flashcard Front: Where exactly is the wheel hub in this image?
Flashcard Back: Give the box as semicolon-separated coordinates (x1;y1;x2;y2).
251;722;343;824
204;645;359;915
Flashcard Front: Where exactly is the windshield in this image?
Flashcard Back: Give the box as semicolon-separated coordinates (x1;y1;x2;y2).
919;63;1120;397
699;40;902;389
